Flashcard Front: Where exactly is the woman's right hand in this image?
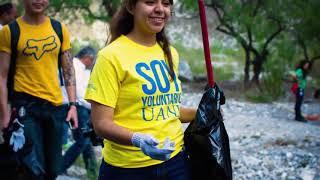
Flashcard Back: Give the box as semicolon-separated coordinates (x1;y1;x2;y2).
132;132;174;161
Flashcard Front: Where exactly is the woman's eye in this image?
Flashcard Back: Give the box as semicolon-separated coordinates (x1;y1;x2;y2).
163;3;170;7
145;1;155;5
162;0;170;6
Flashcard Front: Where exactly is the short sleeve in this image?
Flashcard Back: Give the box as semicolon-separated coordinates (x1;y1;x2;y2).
295;69;303;79
0;25;12;54
61;23;71;52
85;51;121;108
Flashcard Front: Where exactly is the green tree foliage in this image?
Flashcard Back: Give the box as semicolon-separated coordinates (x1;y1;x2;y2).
179;0;320;89
180;0;286;86
287;0;320;63
266;0;320;88
47;0;120;23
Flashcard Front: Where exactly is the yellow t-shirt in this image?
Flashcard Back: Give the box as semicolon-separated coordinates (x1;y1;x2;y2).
0;17;71;105
85;35;184;168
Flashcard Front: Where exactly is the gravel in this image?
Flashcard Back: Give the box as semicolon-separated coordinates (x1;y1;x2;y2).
182;93;320;180
58;93;320;180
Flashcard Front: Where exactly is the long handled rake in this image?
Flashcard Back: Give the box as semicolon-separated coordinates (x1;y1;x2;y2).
198;0;215;87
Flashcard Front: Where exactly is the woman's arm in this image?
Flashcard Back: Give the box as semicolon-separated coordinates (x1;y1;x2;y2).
90;101;133;145
289;70;298;81
0;52;10;130
180;106;197;123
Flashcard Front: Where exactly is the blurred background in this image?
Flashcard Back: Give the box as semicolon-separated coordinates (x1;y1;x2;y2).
12;0;320;99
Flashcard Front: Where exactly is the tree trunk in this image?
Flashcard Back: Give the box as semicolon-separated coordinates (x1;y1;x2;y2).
251;49;269;87
244;48;251;87
251;59;262;85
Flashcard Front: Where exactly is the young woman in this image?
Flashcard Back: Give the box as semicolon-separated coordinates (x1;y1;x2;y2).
292;60;312;122
85;0;196;179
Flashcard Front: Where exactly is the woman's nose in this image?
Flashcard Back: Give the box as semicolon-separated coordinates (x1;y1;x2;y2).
154;2;165;13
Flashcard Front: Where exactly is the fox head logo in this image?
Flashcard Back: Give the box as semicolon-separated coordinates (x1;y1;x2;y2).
23;36;58;60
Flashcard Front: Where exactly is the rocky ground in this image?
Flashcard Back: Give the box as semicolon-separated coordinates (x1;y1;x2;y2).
183;94;320;180
58;83;320;180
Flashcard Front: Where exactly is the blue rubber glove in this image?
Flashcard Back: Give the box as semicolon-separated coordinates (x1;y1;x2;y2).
131;133;174;161
9;125;25;152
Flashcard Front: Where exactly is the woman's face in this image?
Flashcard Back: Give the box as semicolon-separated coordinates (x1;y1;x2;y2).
303;62;310;70
131;0;172;35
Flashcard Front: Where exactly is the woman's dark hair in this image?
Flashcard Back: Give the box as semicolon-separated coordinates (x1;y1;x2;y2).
296;60;312;78
0;3;13;16
108;0;175;78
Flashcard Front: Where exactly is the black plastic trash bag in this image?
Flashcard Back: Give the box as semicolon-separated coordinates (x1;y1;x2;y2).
184;84;232;180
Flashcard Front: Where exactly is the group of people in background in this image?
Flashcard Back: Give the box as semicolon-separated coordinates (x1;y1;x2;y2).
0;1;96;179
0;0;319;180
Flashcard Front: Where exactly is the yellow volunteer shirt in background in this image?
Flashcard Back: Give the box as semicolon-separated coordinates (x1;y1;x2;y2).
0;17;71;105
85;35;184;168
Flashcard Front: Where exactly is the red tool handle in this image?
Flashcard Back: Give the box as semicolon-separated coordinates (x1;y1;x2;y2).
198;0;215;87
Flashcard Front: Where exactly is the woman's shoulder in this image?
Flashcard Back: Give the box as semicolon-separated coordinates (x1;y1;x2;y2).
98;37;128;58
169;45;178;55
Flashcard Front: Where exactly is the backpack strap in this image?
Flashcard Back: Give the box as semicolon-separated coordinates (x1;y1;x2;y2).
50;18;64;86
7;20;20;102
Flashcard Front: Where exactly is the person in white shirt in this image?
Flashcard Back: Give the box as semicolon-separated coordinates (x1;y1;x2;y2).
61;46;97;178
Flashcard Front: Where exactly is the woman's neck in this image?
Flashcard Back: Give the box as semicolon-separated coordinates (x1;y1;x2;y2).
22;13;46;25
127;30;157;47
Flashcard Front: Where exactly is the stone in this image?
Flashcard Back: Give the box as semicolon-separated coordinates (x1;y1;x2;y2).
178;60;193;82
